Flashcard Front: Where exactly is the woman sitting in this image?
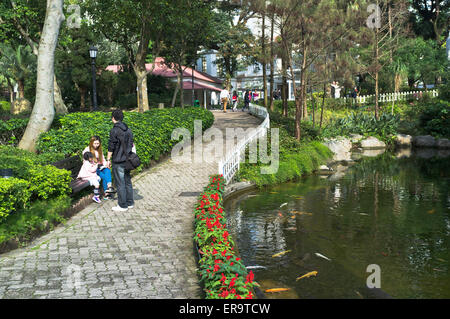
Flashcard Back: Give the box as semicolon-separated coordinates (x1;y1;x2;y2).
83;136;115;198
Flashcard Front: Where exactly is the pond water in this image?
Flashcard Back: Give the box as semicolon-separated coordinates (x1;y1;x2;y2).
225;151;450;299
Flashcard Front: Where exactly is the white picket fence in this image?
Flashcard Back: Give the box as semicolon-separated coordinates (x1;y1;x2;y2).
218;103;270;184
342;89;439;104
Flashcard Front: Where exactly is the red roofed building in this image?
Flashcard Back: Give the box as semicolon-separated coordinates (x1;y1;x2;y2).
106;57;223;107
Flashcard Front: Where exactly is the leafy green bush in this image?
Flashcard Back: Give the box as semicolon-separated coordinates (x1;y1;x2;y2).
438;82;450;102
418;100;450;138
322;112;400;141
37;108;215;172
0;178;31;221
0;145;70;205
28;165;72;200
0;101;10;113
0;118;29;145
236;125;333;187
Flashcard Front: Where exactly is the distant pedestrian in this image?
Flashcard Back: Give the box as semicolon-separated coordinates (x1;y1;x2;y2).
232;91;239;112
107;109;135;212
244;90;250;111
220;87;230;113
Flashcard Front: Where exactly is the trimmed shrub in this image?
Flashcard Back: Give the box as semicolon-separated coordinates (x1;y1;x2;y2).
0;178;31;221
0;118;29;146
37;108;215;172
28;165;72;200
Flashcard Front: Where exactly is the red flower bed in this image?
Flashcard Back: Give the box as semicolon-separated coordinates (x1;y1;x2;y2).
194;174;255;299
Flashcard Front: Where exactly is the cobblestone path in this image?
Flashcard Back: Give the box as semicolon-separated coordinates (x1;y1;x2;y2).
0;111;261;299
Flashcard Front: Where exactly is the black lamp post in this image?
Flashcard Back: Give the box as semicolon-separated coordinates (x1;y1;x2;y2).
89;45;98;111
192;62;195;106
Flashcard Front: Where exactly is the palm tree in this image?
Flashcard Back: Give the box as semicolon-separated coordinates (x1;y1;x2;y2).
0;44;36;100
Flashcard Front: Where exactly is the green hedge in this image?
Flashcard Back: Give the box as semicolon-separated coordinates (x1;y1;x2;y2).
0;146;71;223
0;118;29;146
0;178;31;221
37;107;215;172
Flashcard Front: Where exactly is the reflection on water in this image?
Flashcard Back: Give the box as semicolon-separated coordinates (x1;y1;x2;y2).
225;152;450;299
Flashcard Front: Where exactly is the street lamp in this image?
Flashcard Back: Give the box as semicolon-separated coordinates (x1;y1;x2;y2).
89;45;98;111
192;62;195;106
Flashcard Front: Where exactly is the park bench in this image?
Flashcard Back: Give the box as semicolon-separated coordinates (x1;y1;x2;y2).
51;155;91;194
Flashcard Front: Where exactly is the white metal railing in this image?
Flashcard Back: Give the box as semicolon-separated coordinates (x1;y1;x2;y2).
218;103;270;184
342;89;438;104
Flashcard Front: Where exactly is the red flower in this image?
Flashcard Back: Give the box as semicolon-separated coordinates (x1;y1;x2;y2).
245;271;254;284
223;231;229;240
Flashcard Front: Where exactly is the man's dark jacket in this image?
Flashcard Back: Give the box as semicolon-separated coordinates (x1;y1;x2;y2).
108;121;134;164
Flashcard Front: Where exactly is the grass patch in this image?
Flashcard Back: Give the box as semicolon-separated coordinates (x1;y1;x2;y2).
0;196;71;250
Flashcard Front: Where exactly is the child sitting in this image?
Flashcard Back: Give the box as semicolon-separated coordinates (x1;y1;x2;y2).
77;152;102;203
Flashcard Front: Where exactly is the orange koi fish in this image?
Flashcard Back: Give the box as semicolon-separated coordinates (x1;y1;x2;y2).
296;271;318;281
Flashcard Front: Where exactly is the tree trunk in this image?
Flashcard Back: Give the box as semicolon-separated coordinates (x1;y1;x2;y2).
19;0;65;152
319;82;326;130
134;10;151;113
301;47;308;121
269;13;275;111
6;77;15;103
374;26;380;120
179;65;185;108
10;9;67;114
53;76;68;114
17;79;25;99
136;68;149;112
262;13;268;108
171;71;181;108
80;86;86;110
281;55;288;117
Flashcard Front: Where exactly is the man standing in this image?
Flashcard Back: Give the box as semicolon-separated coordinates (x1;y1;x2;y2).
107;109;134;212
220;87;230;113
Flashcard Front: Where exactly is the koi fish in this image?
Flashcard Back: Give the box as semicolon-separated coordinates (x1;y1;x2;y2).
296;271;318;281
427;209;435;214
280;203;288;208
291;211;312;216
269;192;278;194
246;265;267;270
272;250;291;258
265;288;291;293
278;212;283;217
315;253;331;261
359;213;369;216
355;290;363;299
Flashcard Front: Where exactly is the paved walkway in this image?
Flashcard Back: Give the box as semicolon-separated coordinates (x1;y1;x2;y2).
0;111;262;299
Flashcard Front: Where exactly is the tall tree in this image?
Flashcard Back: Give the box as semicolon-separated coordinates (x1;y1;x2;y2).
351;0;409;119
160;0;214;108
85;0;165;112
0;0;68;114
18;0;65;152
410;0;450;46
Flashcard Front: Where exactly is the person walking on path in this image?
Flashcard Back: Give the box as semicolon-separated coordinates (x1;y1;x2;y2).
83;136;115;199
220;87;230;113
231;91;239;112
243;90;251;111
106;109;135;212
